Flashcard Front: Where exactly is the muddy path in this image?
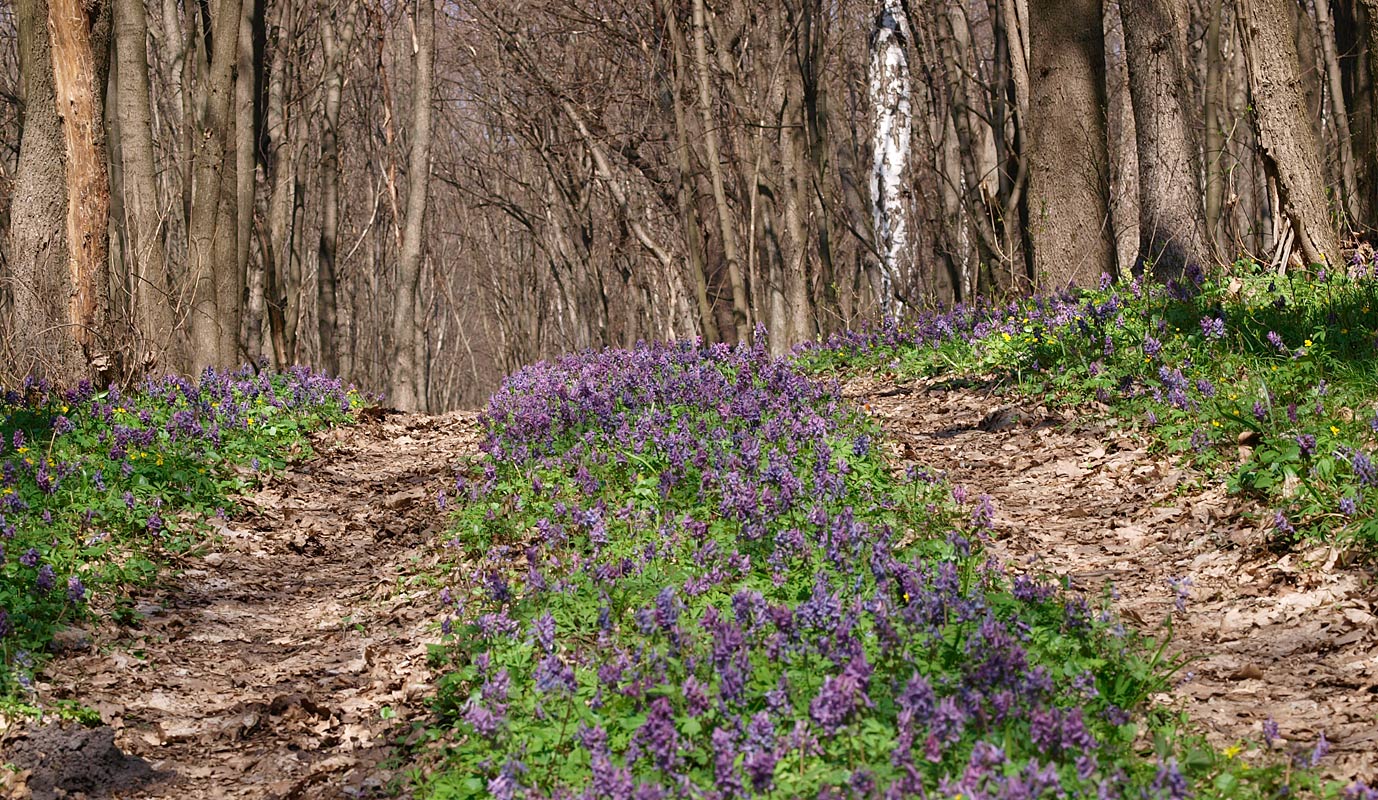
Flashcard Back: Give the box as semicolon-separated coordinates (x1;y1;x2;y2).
855;376;1378;784
4;411;479;800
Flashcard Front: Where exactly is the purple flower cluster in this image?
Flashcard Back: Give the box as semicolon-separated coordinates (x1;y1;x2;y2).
442;338;1150;799
1;366;353;679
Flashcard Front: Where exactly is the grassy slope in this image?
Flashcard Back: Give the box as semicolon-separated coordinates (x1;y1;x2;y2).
417;329;1357;799
0;367;356;695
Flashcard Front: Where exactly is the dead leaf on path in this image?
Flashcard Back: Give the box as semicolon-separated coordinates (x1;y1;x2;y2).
1229;664;1264;680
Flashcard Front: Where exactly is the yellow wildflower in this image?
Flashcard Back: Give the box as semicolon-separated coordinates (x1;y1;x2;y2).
1331;426;1341;435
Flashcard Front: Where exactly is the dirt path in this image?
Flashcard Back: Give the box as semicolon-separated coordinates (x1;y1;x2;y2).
5;378;1374;797
4;411;479;800
855;377;1377;783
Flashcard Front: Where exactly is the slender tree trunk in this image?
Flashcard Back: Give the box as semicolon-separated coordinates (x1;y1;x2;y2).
317;1;353;375
231;0;261;366
999;0;1034;289
1026;0;1116;286
1240;0;1341;267
1310;0;1359;227
870;0;912;317
186;0;243;371
1121;0;1209;278
690;0;750;342
114;0;178;371
1203;0;1226;258
389;0;434;411
660;0;720;344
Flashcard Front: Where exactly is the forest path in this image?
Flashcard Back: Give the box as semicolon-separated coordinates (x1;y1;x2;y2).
8;410;479;800
854;377;1378;784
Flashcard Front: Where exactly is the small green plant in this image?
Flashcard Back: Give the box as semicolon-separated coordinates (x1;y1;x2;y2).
415;339;1341;799
802;259;1378;551
0;367;357;693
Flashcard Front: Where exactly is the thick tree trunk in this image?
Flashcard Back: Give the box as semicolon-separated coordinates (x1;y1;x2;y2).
48;0;113;372
1121;0;1209;279
114;0;177;371
389;0;434;411
1026;0;1116;287
7;0;112;383
186;0;243;371
869;0;912;317
1240;0;1341;268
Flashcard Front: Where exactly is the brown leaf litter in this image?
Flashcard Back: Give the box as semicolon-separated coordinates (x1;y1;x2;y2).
4;374;1375;798
2;410;480;800
852;375;1377;784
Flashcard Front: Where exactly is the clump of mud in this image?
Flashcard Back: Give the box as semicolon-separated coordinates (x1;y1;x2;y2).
2;723;161;799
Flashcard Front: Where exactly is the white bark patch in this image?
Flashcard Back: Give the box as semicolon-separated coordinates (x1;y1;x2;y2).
869;0;912;318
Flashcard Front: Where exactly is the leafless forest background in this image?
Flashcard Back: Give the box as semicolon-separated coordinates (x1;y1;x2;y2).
1;0;1375;410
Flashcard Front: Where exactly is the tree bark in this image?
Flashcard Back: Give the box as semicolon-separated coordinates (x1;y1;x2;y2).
1121;0;1209;278
317;1;353;375
1026;0;1116;287
690;0;750;342
1203;0;1226;258
389;0;434;411
232;0;262;366
7;0;112;383
114;0;178;371
1239;0;1341;268
869;0;912;317
186;0;243;371
48;0;113;372
1310;0;1359;228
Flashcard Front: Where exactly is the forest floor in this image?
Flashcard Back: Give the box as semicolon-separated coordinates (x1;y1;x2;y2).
850;376;1377;784
2;410;480;800
3;378;1375;798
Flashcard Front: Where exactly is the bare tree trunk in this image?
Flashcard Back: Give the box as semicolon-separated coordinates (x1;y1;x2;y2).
7;0;112;383
1310;0;1359;227
186;0;243;371
1203;0;1226;258
660;0;720;344
232;0;261;366
48;0;114;375
114;0;177;371
1026;0;1116;286
1240;0;1341;267
870;0;912;317
1103;0;1140;277
316;1;353;375
1121;0;1208;278
690;0;749;342
389;0;434;411
1000;0;1034;289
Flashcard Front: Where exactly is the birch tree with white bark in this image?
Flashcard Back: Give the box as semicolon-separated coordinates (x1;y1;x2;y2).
869;0;912;318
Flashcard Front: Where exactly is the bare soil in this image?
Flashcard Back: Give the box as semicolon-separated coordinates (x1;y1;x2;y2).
852;376;1378;784
3;410;479;799
5;376;1375;798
